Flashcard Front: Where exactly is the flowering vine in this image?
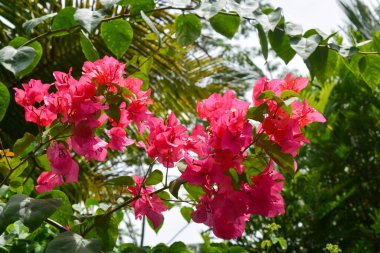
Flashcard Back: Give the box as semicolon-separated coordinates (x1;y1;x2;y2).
14;56;325;240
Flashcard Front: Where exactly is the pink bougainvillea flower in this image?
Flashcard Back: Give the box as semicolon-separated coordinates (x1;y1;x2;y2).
107;127;134;151
252;76;281;106
280;73;308;93
35;171;64;193
245;160;285;218
291;99;326;128
47;142;79;183
82;56;126;88
14;79;51;107
128;176;167;229
24;105;57;127
145;112;188;168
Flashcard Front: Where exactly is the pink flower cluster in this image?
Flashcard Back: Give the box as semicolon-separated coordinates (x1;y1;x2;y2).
254;74;326;159
14;55;325;239
14;56;152;193
175;75;324;239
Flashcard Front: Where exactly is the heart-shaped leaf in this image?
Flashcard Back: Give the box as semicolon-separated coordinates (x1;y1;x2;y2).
22;13;57;34
175;14;202;47
0;46;36;77
46;231;102;253
290;34;322;59
74;9;104;33
101;19;133;58
210;12;240;39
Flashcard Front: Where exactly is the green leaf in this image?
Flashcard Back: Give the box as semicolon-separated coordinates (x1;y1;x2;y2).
280;90;300;99
0;46;36;77
254;8;282;33
141;11;161;47
255;24;268;60
225;169;242;190
6;220;29;239
285;21;303;36
246;103;268;121
169;178;186;198
105;176;135;186
290;34;322;59
84;215;119;251
183;183;204;200
74;9;104;33
0;194;61;233
85;198;99;209
22;13;57;34
35;154;51;171
9;177;23;194
278;237;288;250
46;231;102;253
52;7;79;31
180;207;193;223
243;156;268;183
228;246;248;253
13;132;35;157
258;140;295;175
210;13;240;39
145;170;163;186
328;43;359;58
268;22;296;64
169;241;191;253
9;158;28;180
79;32;99;61
372;31;380;52
8;37;43;78
175;14;202;47
307;46;340;82
358;56;380;91
105;103;121;123
101;19;133;58
0;82;10;122
118;0;155;15
37;190;73;226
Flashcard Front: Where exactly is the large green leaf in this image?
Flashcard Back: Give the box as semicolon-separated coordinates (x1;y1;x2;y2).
175;14;202;47
46;231;102;253
145;170;163;186
268;22;296;64
22;13;57;34
254;7;282;33
118;0;155;15
8;37;43;78
0;46;35;77
105;176;135;186
258;140;295;175
0;82;10;122
79;32;100;61
210;13;240;39
13;132;35;157
290;34;322;60
256;24;269;60
52;7;79;30
101;19;133;58
74;9;104;33
84;215;119;251
307;46;340;82
37;190;73;226
0;194;61;233
359;55;380;91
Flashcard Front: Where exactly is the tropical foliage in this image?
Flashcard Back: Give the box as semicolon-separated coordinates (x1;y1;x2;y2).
0;0;379;252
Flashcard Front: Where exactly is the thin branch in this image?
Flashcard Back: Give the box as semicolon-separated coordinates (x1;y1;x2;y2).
46;218;68;232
